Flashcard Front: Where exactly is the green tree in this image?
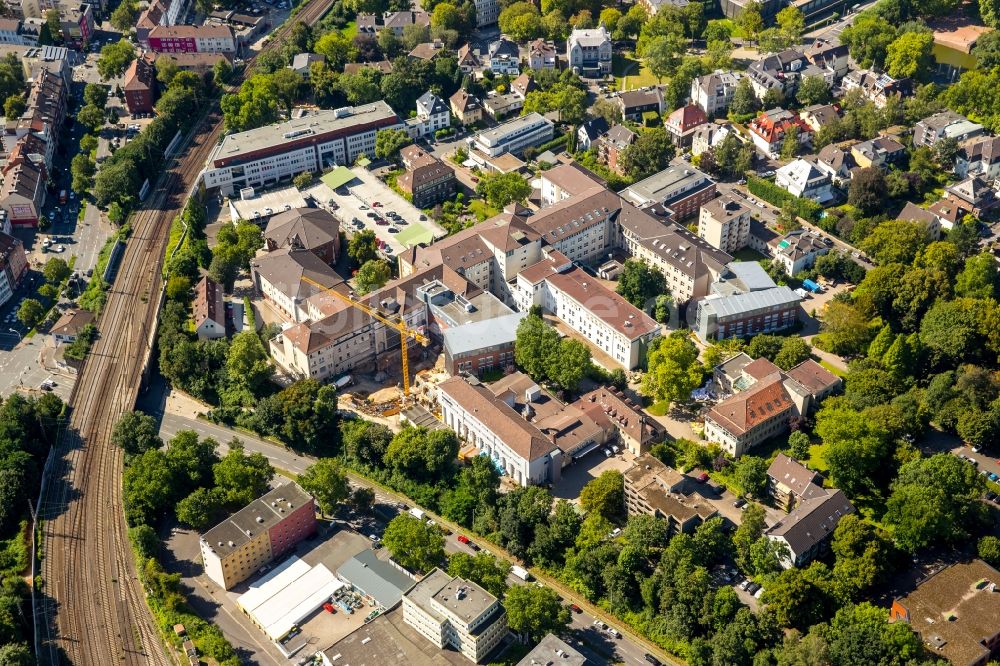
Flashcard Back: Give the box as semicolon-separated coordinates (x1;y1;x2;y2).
2;94;23;119
292;171;313;189
214;58;234;86
165;430;219;490
476;171;532;209
447;552;510;597
111;0;137;32
0;643;34;665
208;242;241;292
212;444;274;508
355;259;392;295
43;257;71;284
780;124;801;159
885;31;934;80
641;332;703;404
732;456;769;499
382;514;445;572
729;77;760;118
815;403;893;498
733;503;766;573
226;330;271;396
978;535;1000;567
16;298;44;328
374;127;413;161
796;75;831;106
515;314;561;381
76;104;105;131
841;13;897;68
831;514;896;600
122;449;176;526
761;562;837;630
111;411;162;458
352;486;375;513
644;33;686;81
820;300;875;356
348;229;379;266
504;584;571;642
580;470;625;523
736;0;764;43
972;26;1000;63
860;219;930;265
955;252;997;299
297;459;351;515
776;5;805;41
773;337;811;370
616;258;668;309
619;127;675;179
548;338;590;392
97;40;136;80
220;74;280;132
788;431;811;459
498;2;543;41
175;487;225;530
385;425;459;480
71;153;96;192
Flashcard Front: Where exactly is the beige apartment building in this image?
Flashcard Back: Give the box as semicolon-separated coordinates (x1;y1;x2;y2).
699;195;751;254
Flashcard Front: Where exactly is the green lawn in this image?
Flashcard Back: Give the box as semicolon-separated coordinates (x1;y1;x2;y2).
807;442;830;474
613;53;660;91
341;20;357;39
733;248;767;262
468;199;498;221
647;399;670;416
818;359;847;378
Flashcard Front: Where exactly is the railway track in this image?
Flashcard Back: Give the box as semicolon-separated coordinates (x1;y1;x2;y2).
37;1;334;663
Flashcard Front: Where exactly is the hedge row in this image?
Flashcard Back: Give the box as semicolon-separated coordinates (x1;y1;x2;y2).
746;175;822;222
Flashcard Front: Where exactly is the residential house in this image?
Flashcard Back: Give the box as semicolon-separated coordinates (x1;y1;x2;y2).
50;308;95;343
815;144;855;187
617;88;664;123
799;103;840;133
193;276;226;340
482;92;523;120
516;635;586;666
945;175;998;218
288;52;324;75
913;110;984;148
263;208;341;266
397;145;456;208
690;121;738;157
457;43;481;73
250;247;345;323
523;187;623;264
928;198;969;232
698;195;751;254
578;387;665;456
767;453;822;510
749;218;779;254
510;73;539;99
690;70;743;117
766;487;855;568
694;262;802;341
408;40;446;61
746;49;812;100
803;38;849;80
156;51;234;76
405;91;450;139
122;53;157;115
487;36;519;75
0;151;45;227
770;228;831;275
402;569;508;663
450;89;483;125
619;163;717;220
850;136;906;169
897;201;943;240
639;0;692;15
527;39;557;70
382;10;430;37
342;59;392;76
577;116;609;151
775;158;834;203
0;18;36;45
566;25;612;76
747;108;813;158
956;135;1000;181
625;454;718;534
665;104;708;149
199;482;317;590
842;69;913;109
0;230;26;308
889;560;1000;666
596;124;636;176
538;161;605;206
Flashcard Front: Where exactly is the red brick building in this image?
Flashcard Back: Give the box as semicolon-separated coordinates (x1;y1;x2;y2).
123;54;157;115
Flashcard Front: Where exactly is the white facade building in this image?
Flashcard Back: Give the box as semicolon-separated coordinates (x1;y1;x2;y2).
690;71;742;116
566;25;612;76
469;112;554;158
698;195;751;254
473;0;500;26
774;159;834;203
405;91;451;139
203;103;402;195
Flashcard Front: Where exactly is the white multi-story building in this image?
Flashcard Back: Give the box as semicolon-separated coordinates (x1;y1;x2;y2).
514;251;661;369
203;103;402;195
566;25;612;76
690;71;743;117
469;112;553;158
0;19;36;45
405;91;451;139
698;195;751;254
403;569;508;663
473;0;500;26
147;24;237;53
774;159;834;203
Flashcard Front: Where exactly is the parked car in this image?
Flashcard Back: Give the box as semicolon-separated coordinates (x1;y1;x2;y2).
733;498;747;508
746;582;761;595
569;604;582;614
696;472;710;483
457;534;470;544
738;580;750;591
644;655;662;666
602;448;612;458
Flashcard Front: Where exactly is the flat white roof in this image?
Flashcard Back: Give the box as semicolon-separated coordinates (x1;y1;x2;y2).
237;556;346;641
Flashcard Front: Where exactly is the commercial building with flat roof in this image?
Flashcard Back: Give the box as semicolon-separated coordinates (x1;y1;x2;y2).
469;112;554;158
204;103;402;195
337;548;416;610
443;311;526;377
619;165;716;220
402;569;508;663
517;634;588;665
200;482;317;590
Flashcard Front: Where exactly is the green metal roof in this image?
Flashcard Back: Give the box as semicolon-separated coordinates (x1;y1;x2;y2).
321;166;356;190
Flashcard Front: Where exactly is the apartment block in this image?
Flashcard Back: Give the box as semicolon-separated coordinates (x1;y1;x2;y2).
199;482;317;590
147;24;237;53
203;103;402;195
469;112;554;159
403;569;508;663
698;195;750;254
625;454;718;534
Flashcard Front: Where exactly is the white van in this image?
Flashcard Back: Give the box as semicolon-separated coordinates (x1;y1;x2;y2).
408;507;425;521
510;566;532;581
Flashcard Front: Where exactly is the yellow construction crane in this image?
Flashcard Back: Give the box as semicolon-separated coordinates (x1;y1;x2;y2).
300;275;430;397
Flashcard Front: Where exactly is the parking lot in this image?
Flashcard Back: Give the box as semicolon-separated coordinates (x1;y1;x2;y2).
310;167;447;259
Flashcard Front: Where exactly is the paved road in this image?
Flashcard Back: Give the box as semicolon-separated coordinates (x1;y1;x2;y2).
149;409;672;666
803;0;878;42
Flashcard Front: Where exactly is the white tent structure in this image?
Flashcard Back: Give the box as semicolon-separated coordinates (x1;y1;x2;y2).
238;556;345;641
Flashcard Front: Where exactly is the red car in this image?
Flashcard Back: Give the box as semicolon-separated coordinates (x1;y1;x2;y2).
696;472;710;483
569;604;582;614
457;535;470;544
323;602;336;614
372;201;381;207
